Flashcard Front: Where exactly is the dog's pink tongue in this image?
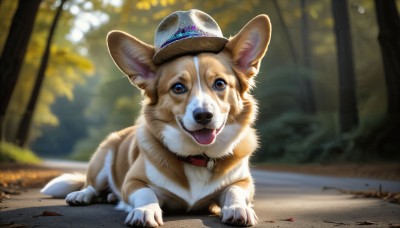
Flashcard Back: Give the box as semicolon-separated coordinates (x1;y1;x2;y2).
193;129;217;145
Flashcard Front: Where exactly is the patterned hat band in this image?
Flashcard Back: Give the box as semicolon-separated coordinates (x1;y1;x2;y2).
160;26;212;48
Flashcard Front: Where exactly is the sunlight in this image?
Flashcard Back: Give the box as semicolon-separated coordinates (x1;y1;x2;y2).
66;4;110;43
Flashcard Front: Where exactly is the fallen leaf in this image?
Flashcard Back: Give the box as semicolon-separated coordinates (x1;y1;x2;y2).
283;217;295;222
8;224;26;228
322;186;400;205
0;223;26;228
42;211;62;216
357;221;378;225
0;187;21;195
323;220;349;226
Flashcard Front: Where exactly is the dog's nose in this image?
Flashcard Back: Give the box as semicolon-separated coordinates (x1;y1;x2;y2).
193;108;213;125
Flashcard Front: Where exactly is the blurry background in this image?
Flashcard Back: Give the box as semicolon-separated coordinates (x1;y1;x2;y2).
1;0;399;165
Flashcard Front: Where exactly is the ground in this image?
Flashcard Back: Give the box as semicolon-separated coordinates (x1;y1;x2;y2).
0;161;399;227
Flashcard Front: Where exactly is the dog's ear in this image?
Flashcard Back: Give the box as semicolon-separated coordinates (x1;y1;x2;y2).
225;15;271;78
107;31;156;92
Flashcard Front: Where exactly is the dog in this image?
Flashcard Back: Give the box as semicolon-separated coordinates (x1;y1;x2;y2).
41;9;271;227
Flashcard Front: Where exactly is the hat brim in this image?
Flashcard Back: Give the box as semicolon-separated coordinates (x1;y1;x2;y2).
153;36;228;65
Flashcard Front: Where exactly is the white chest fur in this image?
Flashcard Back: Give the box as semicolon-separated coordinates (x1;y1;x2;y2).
144;157;250;209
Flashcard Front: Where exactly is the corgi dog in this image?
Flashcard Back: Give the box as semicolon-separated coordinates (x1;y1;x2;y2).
42;9;271;227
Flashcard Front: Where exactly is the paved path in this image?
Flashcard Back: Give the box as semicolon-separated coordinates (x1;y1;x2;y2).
1;161;399;227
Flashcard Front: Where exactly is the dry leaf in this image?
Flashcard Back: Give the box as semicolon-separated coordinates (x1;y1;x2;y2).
8;224;26;228
357;221;378;225
323;186;400;205
323;220;349;226
0;223;26;228
41;211;62;216
283;217;295;222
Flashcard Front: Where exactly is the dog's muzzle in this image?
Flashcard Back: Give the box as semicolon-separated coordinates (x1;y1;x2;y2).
178;109;225;145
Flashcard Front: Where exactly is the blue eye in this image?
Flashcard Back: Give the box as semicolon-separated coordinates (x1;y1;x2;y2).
213;79;227;91
171;83;187;94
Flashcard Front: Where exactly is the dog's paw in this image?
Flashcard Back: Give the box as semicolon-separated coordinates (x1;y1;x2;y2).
221;204;258;227
125;203;163;227
65;187;96;206
107;192;118;204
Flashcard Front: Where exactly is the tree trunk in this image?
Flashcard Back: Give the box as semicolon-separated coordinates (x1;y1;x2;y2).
301;0;311;68
331;0;359;133
272;0;298;64
15;0;67;147
0;0;41;140
300;0;316;114
374;0;400;116
273;0;316;114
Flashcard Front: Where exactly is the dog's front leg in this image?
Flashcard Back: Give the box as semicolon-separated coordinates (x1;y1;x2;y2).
124;187;163;227
220;184;258;227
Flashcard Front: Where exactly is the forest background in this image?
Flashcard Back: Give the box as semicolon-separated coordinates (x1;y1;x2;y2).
1;0;399;164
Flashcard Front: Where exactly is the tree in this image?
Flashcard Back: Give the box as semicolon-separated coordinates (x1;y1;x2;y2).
331;0;358;133
0;0;41;140
271;0;315;114
300;0;315;114
15;0;67;147
374;0;400;117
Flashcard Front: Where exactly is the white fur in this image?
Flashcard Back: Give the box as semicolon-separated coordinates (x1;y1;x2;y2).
220;185;257;226
66;185;97;205
125;188;163;227
193;56;204;99
95;159;108;189
116;201;133;212
145;156;251;209
105;151;121;198
40;173;85;198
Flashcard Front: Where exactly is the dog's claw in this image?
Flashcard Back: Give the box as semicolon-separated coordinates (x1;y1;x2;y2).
125;203;163;227
65;187;96;206
221;205;257;227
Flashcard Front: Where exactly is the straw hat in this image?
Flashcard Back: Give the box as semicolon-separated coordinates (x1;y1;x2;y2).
153;9;228;64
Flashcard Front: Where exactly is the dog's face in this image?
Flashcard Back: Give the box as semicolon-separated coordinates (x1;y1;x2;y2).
156;55;234;144
149;53;244;158
107;15;271;158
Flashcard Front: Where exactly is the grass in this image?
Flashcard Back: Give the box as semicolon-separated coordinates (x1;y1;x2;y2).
0;141;41;164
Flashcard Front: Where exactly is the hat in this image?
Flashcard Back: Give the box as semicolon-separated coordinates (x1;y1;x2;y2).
153;9;228;64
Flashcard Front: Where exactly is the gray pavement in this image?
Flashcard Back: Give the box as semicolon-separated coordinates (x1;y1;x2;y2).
1;161;399;227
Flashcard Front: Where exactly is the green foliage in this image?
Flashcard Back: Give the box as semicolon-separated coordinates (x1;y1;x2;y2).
255;112;400;163
255;112;335;163
0;142;41;164
339;116;400;162
256;65;318;118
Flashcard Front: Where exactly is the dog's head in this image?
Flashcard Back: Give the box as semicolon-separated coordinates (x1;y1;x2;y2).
107;15;271;159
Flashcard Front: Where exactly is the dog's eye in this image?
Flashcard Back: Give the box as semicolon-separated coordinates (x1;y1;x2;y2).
171;83;187;94
213;79;227;91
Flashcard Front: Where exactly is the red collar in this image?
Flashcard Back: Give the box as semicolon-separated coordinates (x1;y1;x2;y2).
178;155;210;167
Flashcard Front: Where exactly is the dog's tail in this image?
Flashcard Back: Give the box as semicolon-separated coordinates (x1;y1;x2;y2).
41;173;86;198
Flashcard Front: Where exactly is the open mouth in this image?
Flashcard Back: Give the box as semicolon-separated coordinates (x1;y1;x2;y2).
178;120;223;145
190;128;220;145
